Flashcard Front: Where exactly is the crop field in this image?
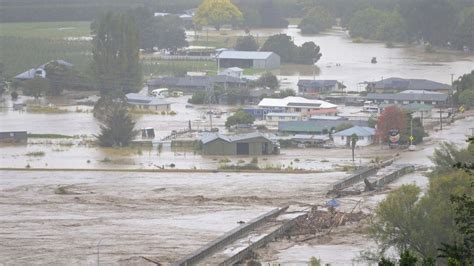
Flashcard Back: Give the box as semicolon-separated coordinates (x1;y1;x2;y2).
0;21;91;39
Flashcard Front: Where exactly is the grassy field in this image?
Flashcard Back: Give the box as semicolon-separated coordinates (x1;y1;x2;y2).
0;21;91;39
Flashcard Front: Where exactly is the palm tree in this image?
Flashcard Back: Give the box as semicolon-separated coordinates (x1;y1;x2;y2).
350;133;359;162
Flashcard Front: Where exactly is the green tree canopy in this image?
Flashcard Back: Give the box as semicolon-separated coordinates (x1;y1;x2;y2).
194;0;243;30
225;109;255;128
234;35;259;51
96;99;137;147
261;34;322;65
256;72;279;89
370;170;473;258
299;7;334;34
91;11;142;96
23;77;49;98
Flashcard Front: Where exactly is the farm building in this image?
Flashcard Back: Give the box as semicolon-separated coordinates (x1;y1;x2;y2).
297;80;341;97
125;93;171;111
201;132;278;156
366;77;451;94
258;96;338;117
0;131;28;143
333;126;375;147
217;51;280;69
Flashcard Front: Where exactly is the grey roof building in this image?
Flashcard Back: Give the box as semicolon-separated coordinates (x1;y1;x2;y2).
366;77;451;93
147;75;246;93
297;80;340;96
366;91;448;106
217;51;280;69
279;120;368;135
125;93;171;111
201;132;278;156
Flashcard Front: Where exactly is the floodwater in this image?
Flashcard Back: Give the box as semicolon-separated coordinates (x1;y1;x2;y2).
0;170;346;264
192;25;473;90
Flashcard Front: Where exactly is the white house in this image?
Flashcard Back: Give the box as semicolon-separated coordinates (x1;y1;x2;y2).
258;96;338;117
219;67;243;79
333;126;375;147
265;112;302;124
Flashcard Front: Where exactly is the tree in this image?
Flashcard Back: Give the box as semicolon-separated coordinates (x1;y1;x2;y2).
194;0;243;30
350;133;359;162
273;89;295;98
256;72;278;89
295;42;322;65
11;91;18;100
299;7;334;34
234;35;259;51
429;142;474;177
261;34;322;65
91;12;142;96
349;7;386;40
155;15;188;52
188;91;206;104
96;99;137;147
23;77;50;99
43;61;79;95
225;109;255;128
453;7;474;51
261;34;297;63
370;170;473;258
257;0;288;28
375;106;406;144
453;70;474;105
127;7;156;51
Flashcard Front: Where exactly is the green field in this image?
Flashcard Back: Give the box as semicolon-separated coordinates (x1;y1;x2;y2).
0;21;91;39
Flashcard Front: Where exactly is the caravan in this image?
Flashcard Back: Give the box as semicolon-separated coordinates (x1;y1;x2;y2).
151;88;169;97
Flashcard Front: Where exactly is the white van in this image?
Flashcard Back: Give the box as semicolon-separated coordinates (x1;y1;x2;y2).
151;88;169;97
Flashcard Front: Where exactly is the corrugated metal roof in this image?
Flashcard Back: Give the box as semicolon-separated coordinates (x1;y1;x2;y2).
125;93;170;106
333;126;375;137
366;92;448;102
258;96;337;109
279;120;368;133
297;79;338;88
370;77;450;91
201;132;272;144
218;51;276;60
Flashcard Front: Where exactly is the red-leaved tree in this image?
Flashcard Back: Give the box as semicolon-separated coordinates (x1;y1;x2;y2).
375;105;406;143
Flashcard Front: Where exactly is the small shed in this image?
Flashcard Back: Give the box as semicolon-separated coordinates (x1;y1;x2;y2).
333;126;375;147
0;131;28;143
201;132;278;156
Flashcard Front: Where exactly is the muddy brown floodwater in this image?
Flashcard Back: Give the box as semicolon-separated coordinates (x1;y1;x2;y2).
0;170;346;264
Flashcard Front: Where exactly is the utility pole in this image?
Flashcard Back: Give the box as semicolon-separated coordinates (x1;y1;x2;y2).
450;73;455;115
439;109;443;130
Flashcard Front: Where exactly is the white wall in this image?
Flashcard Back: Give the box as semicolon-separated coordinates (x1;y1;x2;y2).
334;135;373;147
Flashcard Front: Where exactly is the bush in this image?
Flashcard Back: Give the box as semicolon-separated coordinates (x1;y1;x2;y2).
234;35;259;51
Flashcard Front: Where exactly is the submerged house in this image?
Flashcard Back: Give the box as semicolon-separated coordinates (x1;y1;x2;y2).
125;93;171;111
14;60;73;80
201;132;279;156
297;80;341;97
333;126;375;147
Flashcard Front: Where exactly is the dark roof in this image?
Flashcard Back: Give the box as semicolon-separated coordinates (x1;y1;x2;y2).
369;77;450;91
147;75;246;88
201;132;272;144
279;120;368;133
366;92;448;102
297;80;338;88
14;60;73;80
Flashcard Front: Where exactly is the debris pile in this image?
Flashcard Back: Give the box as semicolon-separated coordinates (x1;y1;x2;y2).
288;206;367;236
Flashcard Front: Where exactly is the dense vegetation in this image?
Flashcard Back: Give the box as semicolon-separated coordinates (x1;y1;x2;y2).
453;70;474;107
261;34;322;64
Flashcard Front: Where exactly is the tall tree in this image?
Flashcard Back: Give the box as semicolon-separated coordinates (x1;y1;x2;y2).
350;133;359;162
194;0;243;30
96;99;137;147
299;7;334;34
91;12;142;96
260;34;297;63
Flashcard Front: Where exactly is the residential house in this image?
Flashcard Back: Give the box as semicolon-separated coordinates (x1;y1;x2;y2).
125;93;171;111
366;77;451;94
217;51;281;69
333;126;375;147
279;120;368;135
258;96;338;117
147;75;246;94
297;80;341;97
265;112;302;124
366;90;448;107
14;60;73;80
217;87;272;105
243;107;285;120
201;132;279;156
